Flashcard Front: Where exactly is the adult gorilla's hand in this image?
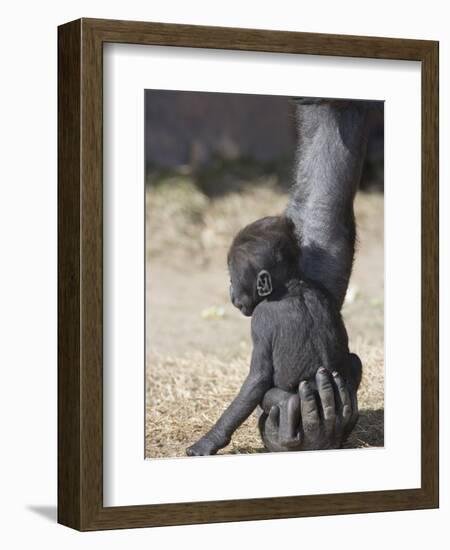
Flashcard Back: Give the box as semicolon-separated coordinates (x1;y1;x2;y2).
258;353;362;452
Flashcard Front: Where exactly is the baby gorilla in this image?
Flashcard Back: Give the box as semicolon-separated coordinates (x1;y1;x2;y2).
186;216;354;456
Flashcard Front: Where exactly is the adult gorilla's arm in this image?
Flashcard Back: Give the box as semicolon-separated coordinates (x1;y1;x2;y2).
260;99;369;451
287;98;369;310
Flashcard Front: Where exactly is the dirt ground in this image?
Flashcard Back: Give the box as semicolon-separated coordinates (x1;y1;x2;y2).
145;177;384;458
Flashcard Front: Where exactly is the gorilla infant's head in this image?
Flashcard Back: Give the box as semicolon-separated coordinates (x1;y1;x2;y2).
227;216;300;316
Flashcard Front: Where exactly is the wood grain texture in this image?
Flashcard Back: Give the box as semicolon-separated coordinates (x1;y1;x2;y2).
57;18;439;531
420;40;439;506
57;19;82;529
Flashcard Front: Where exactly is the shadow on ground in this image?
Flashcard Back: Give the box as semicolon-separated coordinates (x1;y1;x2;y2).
225;408;384;455
27;505;57;523
345;408;385;448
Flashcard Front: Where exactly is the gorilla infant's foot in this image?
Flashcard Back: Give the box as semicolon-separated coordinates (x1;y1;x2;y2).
259;394;302;452
186;435;225;456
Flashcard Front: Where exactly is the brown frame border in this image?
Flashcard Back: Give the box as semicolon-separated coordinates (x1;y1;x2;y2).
58;18;439;531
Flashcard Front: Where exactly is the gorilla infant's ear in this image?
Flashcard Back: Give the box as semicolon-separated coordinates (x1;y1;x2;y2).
256;270;273;297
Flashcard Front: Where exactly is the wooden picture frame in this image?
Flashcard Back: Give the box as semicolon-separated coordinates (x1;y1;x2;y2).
58;18;439;531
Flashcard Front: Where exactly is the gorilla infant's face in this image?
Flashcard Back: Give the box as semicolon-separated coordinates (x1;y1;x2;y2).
227;215;297;317
228;261;258;317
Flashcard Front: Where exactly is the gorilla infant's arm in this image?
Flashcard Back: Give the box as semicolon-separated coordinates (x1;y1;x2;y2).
186;308;274;456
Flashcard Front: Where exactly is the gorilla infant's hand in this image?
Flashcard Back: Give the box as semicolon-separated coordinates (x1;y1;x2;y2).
186;437;218;456
259;355;361;452
186;433;230;456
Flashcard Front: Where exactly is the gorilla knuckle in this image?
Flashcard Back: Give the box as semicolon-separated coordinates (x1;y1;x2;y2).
299;380;314;398
304;409;320;427
342;404;352;422
323;404;336;421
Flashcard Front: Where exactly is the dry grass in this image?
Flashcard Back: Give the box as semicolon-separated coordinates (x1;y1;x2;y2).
344;338;384;449
146;346;265;458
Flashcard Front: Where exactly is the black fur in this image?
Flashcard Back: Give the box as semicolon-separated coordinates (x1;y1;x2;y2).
286;99;369;309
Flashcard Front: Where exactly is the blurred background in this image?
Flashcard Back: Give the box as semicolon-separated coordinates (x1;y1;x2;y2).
145;90;384;458
145;90;384;193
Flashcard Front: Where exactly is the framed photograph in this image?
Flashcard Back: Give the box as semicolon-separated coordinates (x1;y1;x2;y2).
58;18;439;530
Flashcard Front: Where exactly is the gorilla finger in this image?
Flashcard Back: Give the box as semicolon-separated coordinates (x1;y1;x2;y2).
348;353;363;391
316;368;336;421
349;390;359;428
299;380;320;431
332;371;352;424
341;392;360;444
259;406;281;445
268;405;280;427
279;394;301;445
316;367;336;435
